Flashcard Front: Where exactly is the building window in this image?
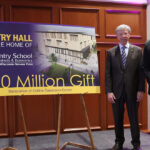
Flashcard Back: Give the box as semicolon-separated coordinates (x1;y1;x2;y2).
57;33;62;39
47;39;51;45
61;49;64;54
64;34;67;39
70;35;78;41
51;33;56;38
57;40;62;46
80;42;83;49
65;42;68;47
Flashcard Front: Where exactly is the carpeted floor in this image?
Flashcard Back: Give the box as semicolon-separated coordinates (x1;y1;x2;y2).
0;129;150;150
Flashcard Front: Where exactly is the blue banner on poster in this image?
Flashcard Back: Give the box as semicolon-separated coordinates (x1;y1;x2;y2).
0;22;100;96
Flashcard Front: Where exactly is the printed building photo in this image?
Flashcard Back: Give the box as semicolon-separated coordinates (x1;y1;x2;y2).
34;26;99;83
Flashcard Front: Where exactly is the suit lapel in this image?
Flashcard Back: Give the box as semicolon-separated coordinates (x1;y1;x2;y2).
125;44;134;69
115;45;124;69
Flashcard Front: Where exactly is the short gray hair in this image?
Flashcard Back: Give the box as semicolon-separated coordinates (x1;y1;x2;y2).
115;24;131;34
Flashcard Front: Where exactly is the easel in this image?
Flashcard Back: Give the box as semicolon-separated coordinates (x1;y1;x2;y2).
1;94;95;150
1;96;30;150
56;94;95;150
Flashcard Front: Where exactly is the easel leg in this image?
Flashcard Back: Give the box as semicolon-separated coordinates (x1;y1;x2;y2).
17;96;30;150
56;95;62;150
56;94;95;150
80;94;95;150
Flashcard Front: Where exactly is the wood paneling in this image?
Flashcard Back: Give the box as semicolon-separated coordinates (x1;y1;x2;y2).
6;4;56;136
0;97;8;136
60;8;100;36
10;6;53;23
0;4;7;137
0;5;4;21
105;9;142;38
14;95;56;135
98;43;147;129
63;94;101;132
0;0;147;137
59;7;102;131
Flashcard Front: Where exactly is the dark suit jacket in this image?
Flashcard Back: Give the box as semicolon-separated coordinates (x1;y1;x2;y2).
105;44;145;100
143;40;150;94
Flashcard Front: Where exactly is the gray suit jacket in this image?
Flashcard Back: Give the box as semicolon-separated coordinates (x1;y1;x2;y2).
105;44;145;100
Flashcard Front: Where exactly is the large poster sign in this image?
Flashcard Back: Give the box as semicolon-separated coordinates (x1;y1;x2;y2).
0;22;100;96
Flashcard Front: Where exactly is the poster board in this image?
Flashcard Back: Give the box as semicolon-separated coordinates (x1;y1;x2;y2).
0;22;100;96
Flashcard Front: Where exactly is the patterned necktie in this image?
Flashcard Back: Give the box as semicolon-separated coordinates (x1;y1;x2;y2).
121;46;126;67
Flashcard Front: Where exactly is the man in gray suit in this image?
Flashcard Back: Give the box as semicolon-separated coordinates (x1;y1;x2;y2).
105;24;145;150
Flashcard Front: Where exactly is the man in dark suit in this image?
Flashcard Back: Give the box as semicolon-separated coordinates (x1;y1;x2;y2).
143;40;150;94
105;24;145;150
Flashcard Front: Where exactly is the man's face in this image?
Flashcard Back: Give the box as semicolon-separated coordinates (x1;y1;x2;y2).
116;29;130;45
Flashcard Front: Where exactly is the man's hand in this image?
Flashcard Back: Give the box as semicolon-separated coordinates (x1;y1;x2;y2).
137;91;144;102
107;92;116;103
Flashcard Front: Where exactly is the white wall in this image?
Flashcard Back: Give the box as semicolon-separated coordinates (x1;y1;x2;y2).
147;1;150;130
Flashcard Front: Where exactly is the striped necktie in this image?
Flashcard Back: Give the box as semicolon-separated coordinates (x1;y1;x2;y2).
121;46;126;67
